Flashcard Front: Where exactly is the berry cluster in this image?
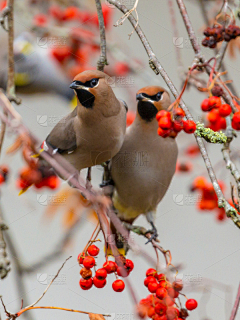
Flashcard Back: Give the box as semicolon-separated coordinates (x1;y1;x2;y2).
17;166;59;190
138;268;197;319
191;176;227;221
78;245;134;292
156;109;196;138
31;4;132;81
202;25;240;48
201;96;231;131
0;165;9;185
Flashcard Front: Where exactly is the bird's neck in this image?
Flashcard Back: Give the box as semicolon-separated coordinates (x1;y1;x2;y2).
135;113;159;132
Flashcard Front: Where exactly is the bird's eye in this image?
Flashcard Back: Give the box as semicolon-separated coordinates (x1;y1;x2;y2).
90;78;99;87
156;92;163;101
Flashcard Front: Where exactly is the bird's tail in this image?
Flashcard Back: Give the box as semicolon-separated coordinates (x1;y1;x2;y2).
105;221;129;257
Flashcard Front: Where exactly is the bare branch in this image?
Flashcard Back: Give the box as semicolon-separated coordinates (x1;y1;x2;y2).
95;0;108;71
229;282;240;320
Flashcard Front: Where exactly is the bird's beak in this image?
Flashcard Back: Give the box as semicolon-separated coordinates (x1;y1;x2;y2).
136;93;146;101
69;81;89;91
136;93;153;103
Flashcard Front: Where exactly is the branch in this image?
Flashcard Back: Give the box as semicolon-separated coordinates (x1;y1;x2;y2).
175;0;237;113
95;0;108;71
0;203;10;279
229;282;240;320
107;0;240;228
0;0;21;156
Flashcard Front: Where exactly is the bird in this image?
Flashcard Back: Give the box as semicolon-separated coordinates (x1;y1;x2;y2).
110;86;178;253
0;32;74;101
44;70;127;173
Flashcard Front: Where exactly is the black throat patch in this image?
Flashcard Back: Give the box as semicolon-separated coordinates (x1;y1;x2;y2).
76;89;95;109
137;101;158;122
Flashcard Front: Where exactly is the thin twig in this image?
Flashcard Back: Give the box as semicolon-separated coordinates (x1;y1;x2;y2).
21;257;72;311
0;203;10;279
95;0;108;71
17;306;110;317
0;0;21;156
229;282;240;320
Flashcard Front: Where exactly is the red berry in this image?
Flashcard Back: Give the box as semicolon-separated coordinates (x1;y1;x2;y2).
208;96;221;109
157;128;170;137
95;268;107;280
77;252;85;264
174;107;185;117
147;307;156;318
167;287;179;298
83;256;95;269
173;120;183;132
219;104;232;117
63;6;79;20
185;299;198;310
164;296;175;307
125;259;134;272
34;14;48;27
166;307;179;320
144;276;157;287
103;260;117;274
183;120;196;134
79;277;93;290
93;276;106;288
51;46;71;63
46;176;59;189
232;112;240;130
155;303;167;316
148;281;158;293
114;62;130;76
159;117;172;129
220;117;226;129
207;109;220;124
156;287;167;299
87;245;99;256
117;267;130;278
156;273;165;281
201;98;210;112
0;173;5;184
173;280;183;291
156;110;170;121
112;279;125;292
146;268;157;277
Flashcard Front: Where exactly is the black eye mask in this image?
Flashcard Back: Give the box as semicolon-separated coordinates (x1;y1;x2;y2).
69;78;100;108
142;92;164;101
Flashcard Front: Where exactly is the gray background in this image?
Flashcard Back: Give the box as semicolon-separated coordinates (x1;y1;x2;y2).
1;1;240;320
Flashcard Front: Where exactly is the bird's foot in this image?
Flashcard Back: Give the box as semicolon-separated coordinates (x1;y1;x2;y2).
145;230;158;244
85;167;92;191
144;222;158;244
85;179;92;191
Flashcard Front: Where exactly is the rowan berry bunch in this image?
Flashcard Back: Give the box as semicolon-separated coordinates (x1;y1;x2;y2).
17;166;59;190
0;165;9;185
191;176;227;221
156;108;196;138
137;268;197;319
201;96;231;131
78;245;134;292
202;24;240;49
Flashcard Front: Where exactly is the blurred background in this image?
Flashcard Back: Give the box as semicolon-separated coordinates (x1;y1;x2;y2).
1;0;240;320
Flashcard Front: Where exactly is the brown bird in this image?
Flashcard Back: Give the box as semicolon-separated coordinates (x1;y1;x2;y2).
44;70;127;172
110;86;178;252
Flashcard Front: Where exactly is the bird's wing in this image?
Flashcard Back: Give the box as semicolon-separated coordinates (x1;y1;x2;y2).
46;108;77;154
